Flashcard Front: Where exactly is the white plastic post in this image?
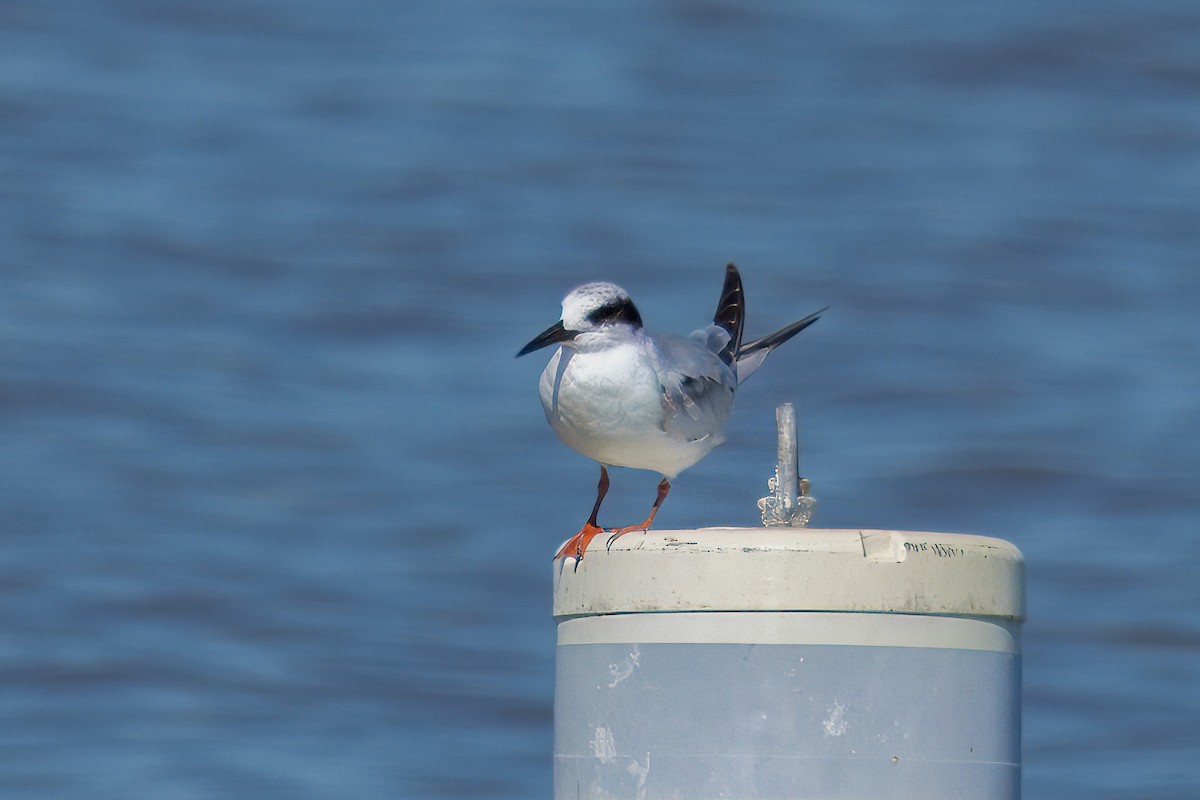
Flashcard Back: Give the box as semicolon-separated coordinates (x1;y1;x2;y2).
552;528;1024;799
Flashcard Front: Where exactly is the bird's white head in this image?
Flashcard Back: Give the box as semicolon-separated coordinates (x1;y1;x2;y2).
560;282;642;332
516;281;643;357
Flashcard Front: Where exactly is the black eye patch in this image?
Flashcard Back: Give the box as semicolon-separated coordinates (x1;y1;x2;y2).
586;298;643;328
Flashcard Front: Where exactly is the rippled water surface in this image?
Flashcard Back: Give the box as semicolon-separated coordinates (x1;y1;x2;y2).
2;1;1197;797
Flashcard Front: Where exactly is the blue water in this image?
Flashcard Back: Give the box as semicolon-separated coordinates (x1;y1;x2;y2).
2;1;1197;797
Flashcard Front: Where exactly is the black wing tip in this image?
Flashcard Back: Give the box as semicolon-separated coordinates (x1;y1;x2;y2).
713;263;745;365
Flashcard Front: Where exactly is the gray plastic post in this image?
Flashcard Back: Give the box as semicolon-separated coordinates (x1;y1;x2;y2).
759;403;815;527
776;402;799;513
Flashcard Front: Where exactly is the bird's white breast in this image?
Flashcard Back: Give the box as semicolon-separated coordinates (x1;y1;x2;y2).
537;339;727;478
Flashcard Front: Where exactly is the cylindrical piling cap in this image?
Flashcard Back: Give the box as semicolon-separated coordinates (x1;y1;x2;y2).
553;528;1024;621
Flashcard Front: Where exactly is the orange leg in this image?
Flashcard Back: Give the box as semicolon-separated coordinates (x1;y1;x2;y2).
554;465;612;565
606;478;671;550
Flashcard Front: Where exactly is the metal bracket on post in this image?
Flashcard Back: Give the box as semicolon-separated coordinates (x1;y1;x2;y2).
757;402;815;527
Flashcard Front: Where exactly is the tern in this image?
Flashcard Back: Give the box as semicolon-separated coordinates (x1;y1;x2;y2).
517;263;825;565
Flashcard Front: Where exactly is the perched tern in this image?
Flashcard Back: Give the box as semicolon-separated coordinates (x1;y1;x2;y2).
517;263;826;565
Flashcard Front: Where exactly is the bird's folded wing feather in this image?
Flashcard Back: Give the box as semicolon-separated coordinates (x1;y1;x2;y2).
653;332;736;442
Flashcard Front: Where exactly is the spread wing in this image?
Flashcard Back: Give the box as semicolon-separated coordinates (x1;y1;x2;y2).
653;331;737;443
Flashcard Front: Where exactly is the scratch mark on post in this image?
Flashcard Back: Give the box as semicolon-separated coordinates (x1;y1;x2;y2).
626;752;650;800
590;725;616;763
823;700;849;737
607;643;641;688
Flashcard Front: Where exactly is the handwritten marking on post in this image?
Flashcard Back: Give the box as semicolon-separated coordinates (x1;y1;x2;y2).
903;541;964;558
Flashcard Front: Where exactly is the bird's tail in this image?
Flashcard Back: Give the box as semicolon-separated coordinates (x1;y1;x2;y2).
736;306;829;381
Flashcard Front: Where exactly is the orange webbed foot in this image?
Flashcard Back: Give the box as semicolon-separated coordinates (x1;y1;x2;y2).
604;521;650;551
554;521;609;570
605;477;671;551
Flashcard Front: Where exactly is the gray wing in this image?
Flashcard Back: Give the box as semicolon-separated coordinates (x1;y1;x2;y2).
653;331;737;443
